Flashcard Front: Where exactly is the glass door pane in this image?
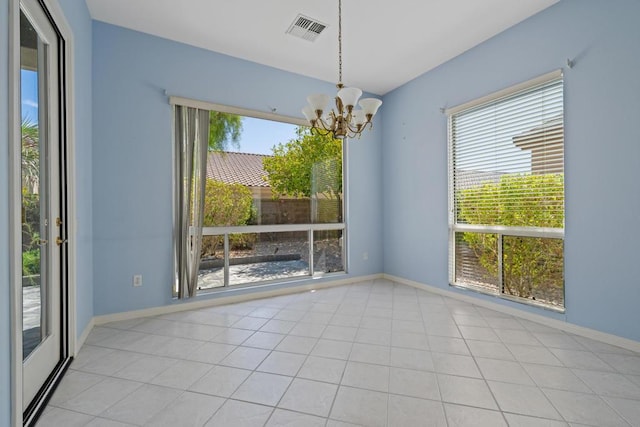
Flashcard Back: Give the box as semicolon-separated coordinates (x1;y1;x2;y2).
20;9;49;361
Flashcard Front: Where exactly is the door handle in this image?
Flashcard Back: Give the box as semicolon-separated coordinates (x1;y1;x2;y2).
38;239;48;246
56;237;67;246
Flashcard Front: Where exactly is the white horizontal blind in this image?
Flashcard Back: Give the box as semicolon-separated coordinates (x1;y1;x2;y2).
450;74;564;229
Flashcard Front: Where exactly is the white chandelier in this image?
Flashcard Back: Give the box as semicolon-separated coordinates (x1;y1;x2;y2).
302;0;382;139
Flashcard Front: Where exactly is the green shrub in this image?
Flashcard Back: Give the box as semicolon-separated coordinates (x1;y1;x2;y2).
458;174;564;301
203;180;253;226
201;179;255;256
22;249;40;278
21;189;41;252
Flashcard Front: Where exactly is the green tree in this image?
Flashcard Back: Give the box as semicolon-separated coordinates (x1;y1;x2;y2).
262;127;342;200
21;120;42;278
208;111;243;151
21;119;39;192
458;174;564;304
201;179;255;256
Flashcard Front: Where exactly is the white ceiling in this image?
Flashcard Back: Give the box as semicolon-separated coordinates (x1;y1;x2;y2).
86;0;558;95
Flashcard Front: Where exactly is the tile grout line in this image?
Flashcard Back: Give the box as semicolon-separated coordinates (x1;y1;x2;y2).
415;282;451;427
45;279;640;427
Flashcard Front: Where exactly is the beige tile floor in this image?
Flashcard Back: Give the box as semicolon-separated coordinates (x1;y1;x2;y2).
38;279;640;426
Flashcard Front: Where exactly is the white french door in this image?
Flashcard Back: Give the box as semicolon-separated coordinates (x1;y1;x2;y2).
17;0;68;418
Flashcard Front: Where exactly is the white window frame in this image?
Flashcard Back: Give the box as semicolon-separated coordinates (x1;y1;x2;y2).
169;97;349;294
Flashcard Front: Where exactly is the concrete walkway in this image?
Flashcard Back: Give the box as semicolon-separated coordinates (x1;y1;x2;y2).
198;259;309;289
23;285;41;330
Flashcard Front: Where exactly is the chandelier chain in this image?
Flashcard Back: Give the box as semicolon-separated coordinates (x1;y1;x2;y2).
302;0;381;139
338;0;342;85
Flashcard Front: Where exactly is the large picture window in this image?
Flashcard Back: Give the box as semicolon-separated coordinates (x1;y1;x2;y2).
448;71;564;310
172;99;345;297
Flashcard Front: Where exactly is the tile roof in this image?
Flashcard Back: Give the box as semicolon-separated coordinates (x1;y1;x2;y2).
206;151;271;187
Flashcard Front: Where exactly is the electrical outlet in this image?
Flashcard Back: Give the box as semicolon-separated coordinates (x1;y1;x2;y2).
133;274;143;287
363;252;369;260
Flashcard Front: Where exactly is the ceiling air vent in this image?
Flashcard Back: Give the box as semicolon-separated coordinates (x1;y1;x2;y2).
286;14;327;42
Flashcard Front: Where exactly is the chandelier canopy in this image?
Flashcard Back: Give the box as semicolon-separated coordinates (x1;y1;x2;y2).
302;0;382;139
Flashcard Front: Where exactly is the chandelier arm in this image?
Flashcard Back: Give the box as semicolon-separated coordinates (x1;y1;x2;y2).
310;124;334;138
315;117;334;133
326;111;337;129
347;119;376;138
345;122;362;135
346;129;360;139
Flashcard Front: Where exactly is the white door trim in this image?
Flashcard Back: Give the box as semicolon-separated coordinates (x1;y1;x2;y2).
8;0;77;425
8;0;22;424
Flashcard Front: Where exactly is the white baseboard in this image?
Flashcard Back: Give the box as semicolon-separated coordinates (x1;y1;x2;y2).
80;272;639;355
75;316;95;357
384;273;640;354
92;273;383;326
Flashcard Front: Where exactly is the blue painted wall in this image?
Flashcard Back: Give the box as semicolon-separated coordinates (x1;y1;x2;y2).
91;22;383;315
382;0;640;341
